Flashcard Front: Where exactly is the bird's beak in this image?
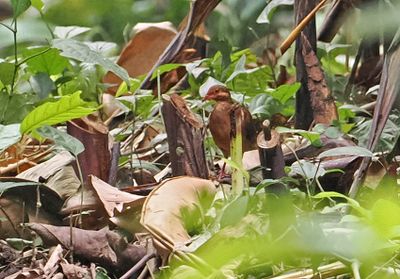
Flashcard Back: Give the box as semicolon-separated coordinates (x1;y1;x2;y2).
203;94;212;101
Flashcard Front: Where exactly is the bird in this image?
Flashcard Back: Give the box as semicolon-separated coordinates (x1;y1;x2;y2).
204;85;258;178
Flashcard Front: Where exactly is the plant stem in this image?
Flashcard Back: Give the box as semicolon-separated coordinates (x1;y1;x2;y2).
10;18;18;95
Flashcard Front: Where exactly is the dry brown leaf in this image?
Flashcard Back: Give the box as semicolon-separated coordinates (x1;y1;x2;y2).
17;151;80;199
60;263;90;279
27;223;146;274
89;175;145;217
141;176;216;252
103;22;177;94
110;200;145;234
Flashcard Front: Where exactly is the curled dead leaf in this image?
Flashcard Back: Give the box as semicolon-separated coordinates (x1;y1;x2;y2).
140;176;216;253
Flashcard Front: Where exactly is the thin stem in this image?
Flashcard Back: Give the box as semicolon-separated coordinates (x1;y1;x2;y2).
10;18;18;95
74;155;85;228
0;22;15;33
17;47;51;67
40;11;55;39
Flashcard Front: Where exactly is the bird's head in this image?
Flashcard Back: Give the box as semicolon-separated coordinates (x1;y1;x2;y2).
203;85;232;102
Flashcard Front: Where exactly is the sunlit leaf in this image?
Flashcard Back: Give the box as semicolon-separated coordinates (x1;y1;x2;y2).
54;26;91;39
20;91;97;134
271;83;300;104
150;63;182;80
24;47;70;75
31;0;43;10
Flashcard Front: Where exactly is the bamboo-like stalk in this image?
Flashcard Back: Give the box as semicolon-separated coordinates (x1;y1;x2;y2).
269;261;348;279
279;0;329;56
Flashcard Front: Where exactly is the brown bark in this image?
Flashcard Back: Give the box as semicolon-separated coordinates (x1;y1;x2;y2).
294;0;317;129
161;94;208;178
301;34;338;124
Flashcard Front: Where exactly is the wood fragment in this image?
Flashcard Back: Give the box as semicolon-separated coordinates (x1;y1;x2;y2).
257;120;286;193
161;94;208;178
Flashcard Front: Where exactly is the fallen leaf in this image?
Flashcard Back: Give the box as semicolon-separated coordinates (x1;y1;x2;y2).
141;176;216;251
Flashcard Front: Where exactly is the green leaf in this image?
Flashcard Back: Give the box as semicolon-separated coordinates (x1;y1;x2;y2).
257;0;294;24
277;127;322;147
0;124;21;152
24;47;70;75
313;191;369;217
370;199;400;236
0;92;35;124
226;55;258;83
52;38;130;85
317;146;374;159
290;160;326;180
220;196;249;228
271;83;300;104
11;0;31;18
37;125;84;156
150;64;182;80
29;72;55;99
54;26;91;39
115;76;145;97
0;62;15;85
20;91;97;134
30;0;43;10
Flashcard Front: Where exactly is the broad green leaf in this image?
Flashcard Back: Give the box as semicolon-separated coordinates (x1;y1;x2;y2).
0;124;21;152
317;146;374;159
150;64;182;80
115;77;145;97
370;199;400;236
37;125;84;156
31;0;43;10
52;38;130;85
0;92;35;124
24;47;70;75
249;93;282;117
0;62;15;85
290;160;326;180
54;26;91;39
271;83;300;104
220;196;249;228
11;0;31;18
29;72;55;99
351;114;400;153
226;55;259;82
313;191;369;217
20;91;97;134
257;0;294;24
